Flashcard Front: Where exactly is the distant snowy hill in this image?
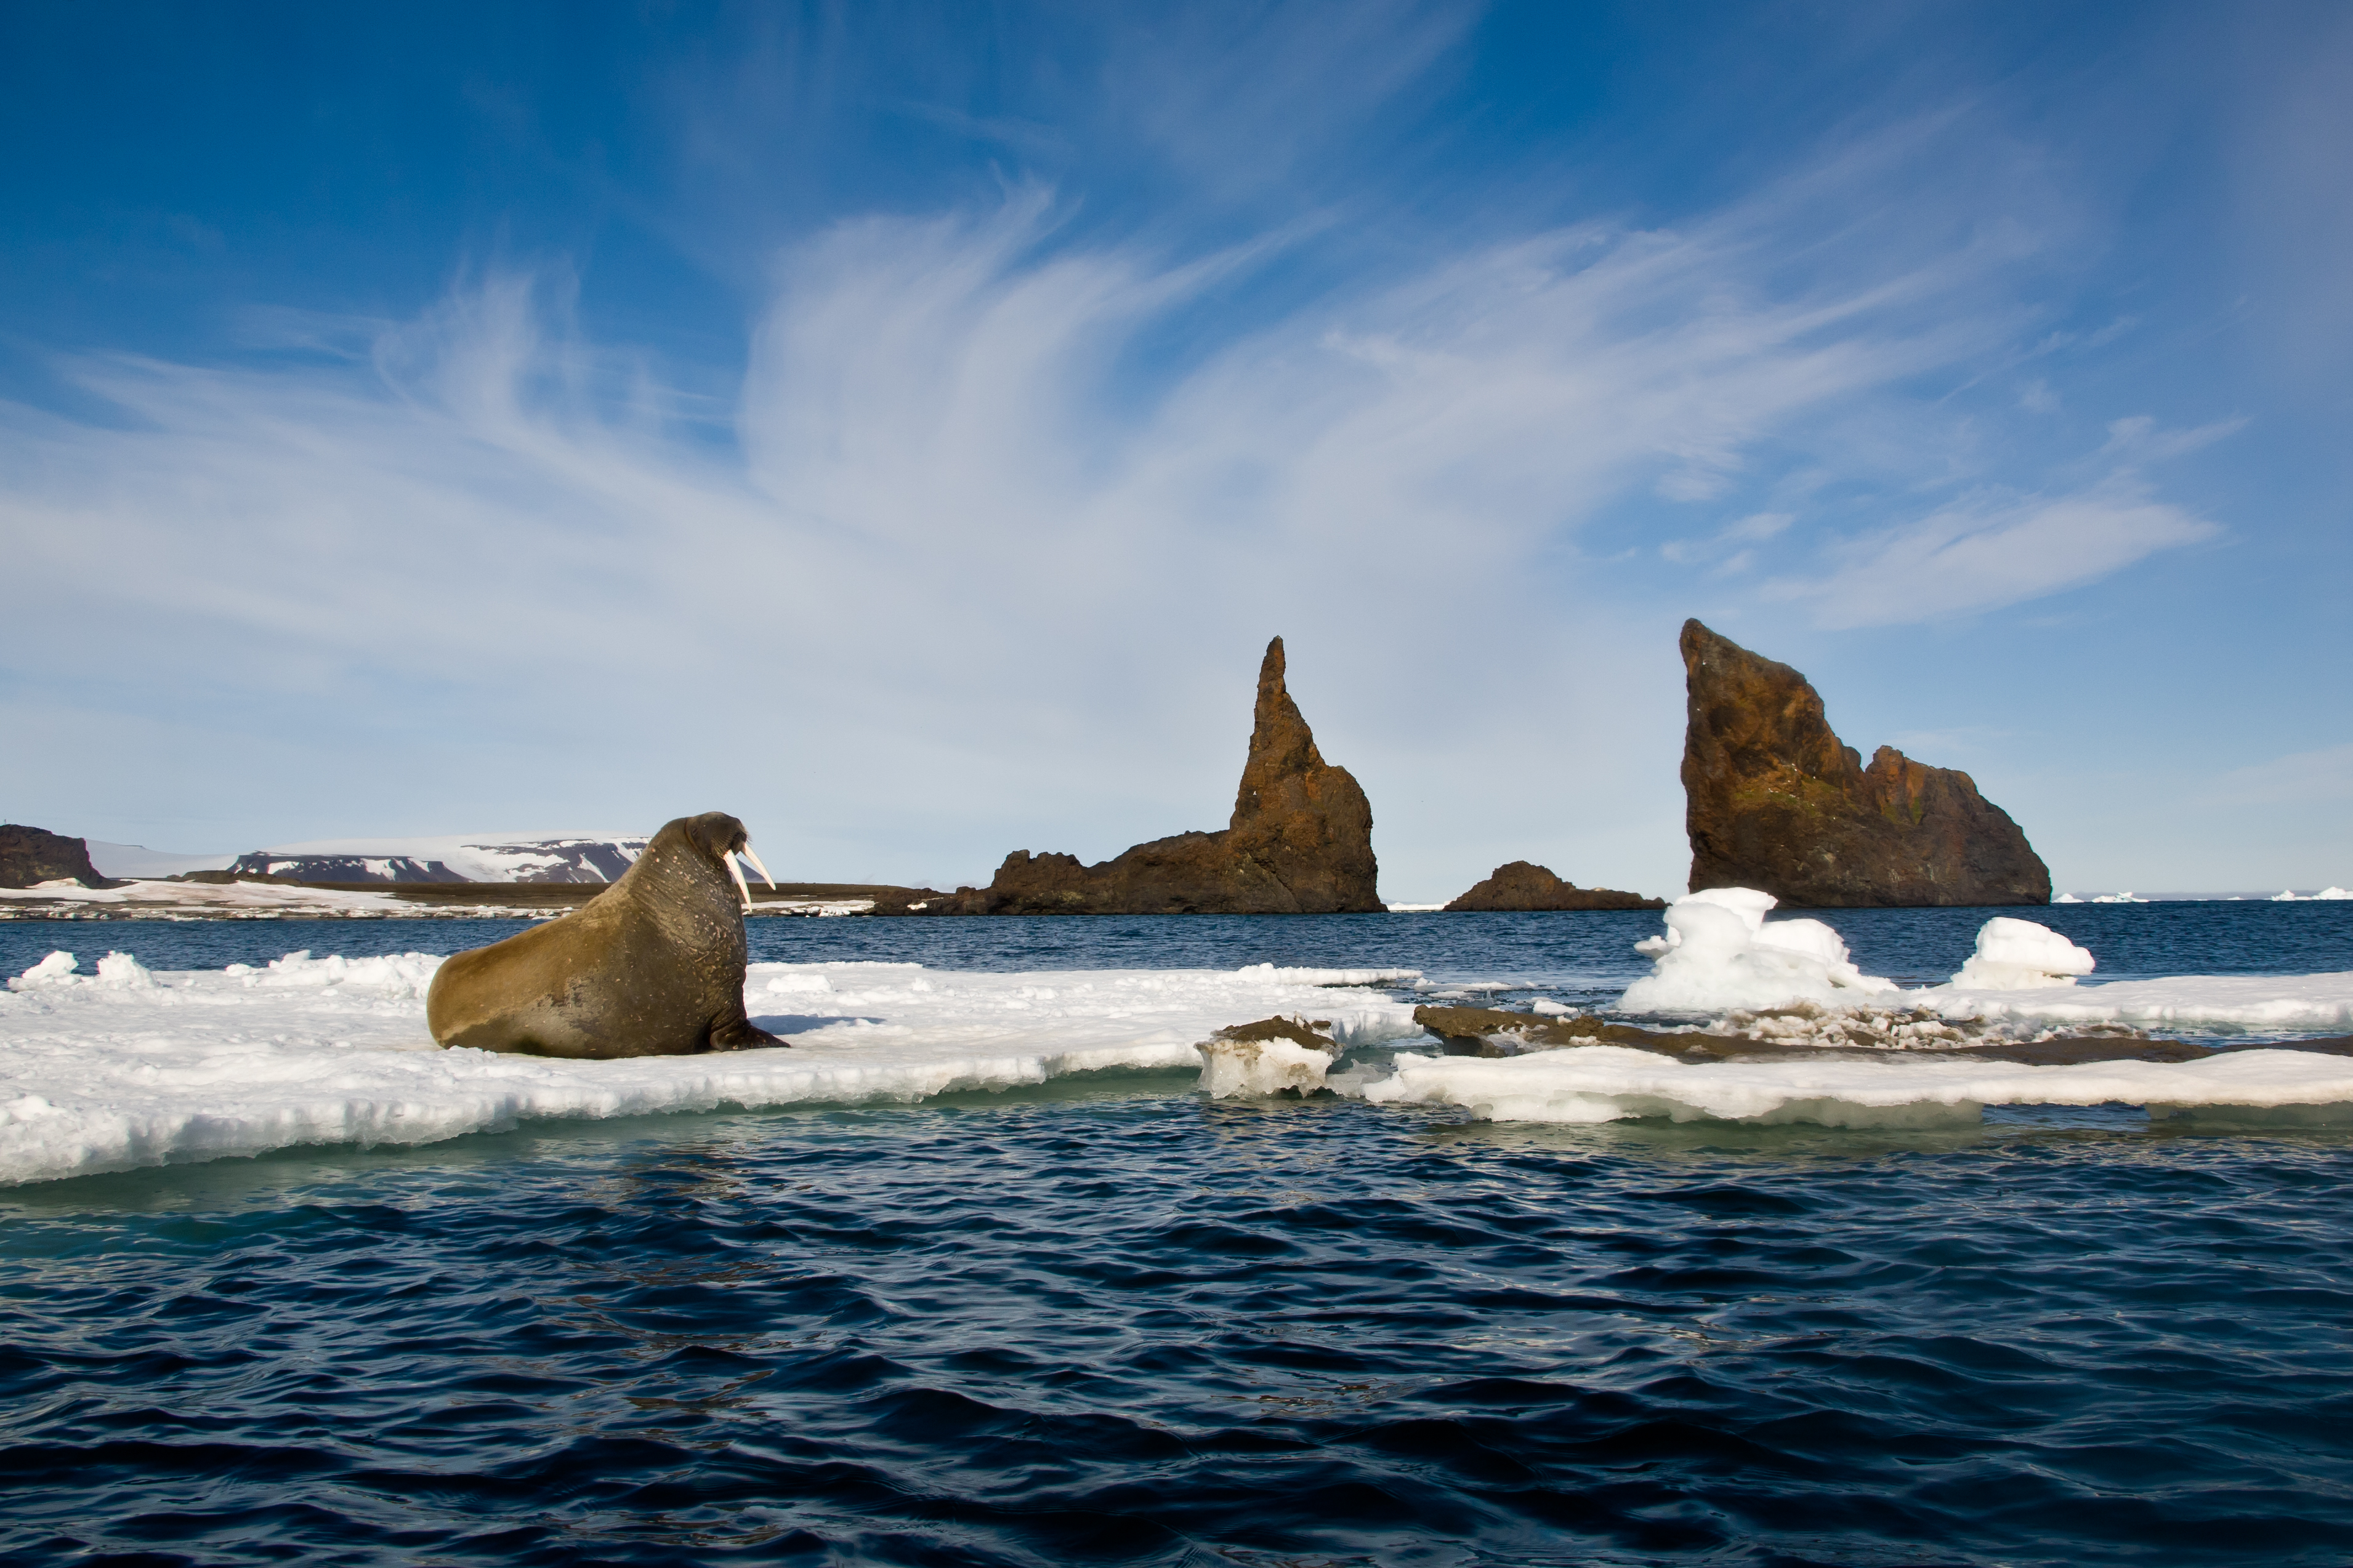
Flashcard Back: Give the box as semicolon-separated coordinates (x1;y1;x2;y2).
229;832;650;884
83;842;238;879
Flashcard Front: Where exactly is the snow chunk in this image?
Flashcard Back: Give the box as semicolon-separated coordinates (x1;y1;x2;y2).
9;952;80;991
93;952;155;990
1197;1037;1335;1098
224;951;443;999
1951;918;2096;991
1620;889;1895;1015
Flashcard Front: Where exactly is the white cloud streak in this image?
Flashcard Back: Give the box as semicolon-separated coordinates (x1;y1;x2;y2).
1765;479;2221;629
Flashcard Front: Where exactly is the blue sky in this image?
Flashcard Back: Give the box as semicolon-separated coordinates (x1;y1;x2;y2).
3;1;2348;898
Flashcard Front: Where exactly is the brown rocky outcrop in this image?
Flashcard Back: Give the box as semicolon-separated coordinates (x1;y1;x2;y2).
1443;861;1662;912
0;824;111;889
1679;619;2049;906
927;638;1381;915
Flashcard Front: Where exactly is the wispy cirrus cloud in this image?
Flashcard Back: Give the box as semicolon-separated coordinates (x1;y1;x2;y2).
0;115;2204;890
1763;478;2221;629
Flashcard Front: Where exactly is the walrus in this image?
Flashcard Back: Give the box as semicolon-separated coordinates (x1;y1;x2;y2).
426;811;786;1058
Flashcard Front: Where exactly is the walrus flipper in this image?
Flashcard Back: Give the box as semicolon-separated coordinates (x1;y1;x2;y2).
711;1016;787;1051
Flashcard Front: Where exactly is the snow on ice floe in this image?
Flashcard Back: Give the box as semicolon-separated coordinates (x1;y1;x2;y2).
1620;888;1897;1015
1354;1045;2353;1130
0;953;1425;1186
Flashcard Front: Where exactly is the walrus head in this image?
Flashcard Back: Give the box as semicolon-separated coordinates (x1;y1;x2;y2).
679;811;775;911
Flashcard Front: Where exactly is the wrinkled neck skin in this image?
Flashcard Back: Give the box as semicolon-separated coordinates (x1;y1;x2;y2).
612;825;745;955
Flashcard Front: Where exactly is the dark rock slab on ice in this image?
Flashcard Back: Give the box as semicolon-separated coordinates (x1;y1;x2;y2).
1679;619;2051;907
1214;1016;1339;1051
1413;1005;1683;1056
925;638;1381;915
1443;861;1662;912
1411;1005;2348;1069
0;824;112;889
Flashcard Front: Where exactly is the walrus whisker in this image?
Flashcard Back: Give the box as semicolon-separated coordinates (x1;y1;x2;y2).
726;853;753;911
741;845;775;890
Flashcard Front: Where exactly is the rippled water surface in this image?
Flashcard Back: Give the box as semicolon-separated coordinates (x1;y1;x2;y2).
4;907;2353;1564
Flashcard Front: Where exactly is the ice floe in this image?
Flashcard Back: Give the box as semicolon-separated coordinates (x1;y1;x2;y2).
1613;897;2353;1037
2274;887;2353;901
1354;1045;2353;1129
11;907;2353;1181
0;954;1424;1185
1923;971;2353;1035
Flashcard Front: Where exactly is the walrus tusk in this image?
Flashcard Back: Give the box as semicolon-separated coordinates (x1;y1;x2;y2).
726;853;753;911
741;844;775;890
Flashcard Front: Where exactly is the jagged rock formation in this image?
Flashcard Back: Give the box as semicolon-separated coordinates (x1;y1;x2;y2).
1680;619;2050;907
1443;861;1663;912
0;824;111;889
929;638;1381;915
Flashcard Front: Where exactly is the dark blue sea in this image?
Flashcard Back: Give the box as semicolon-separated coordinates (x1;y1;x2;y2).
4;905;2352;1565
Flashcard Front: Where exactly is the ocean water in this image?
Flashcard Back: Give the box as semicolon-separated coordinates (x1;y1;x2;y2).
4;906;2353;1565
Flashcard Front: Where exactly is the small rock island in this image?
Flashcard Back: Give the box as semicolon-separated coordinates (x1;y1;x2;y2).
1443;861;1661;911
1680;619;2051;907
926;637;1381;914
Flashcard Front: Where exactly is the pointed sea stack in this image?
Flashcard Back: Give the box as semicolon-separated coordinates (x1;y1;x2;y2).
935;638;1381;914
0;824;111;889
1443;861;1662;911
1679;620;2050;906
